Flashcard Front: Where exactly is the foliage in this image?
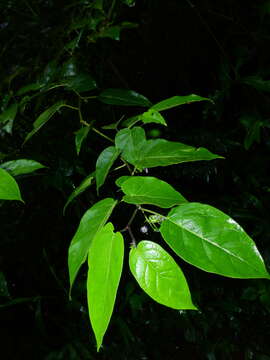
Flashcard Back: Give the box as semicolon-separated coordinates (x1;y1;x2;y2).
1;0;270;358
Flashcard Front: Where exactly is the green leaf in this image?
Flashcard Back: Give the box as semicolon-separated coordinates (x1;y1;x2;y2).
0;159;46;176
141;109;167;126
63;173;95;214
121;115;141;128
0;168;23;202
160;203;270;279
96;146;119;193
120;176;187;208
115;176;132;187
0;272;10;297
64;73;97;93
242;76;270;92
151;95;210;112
115;127;146;165
0;103;18;134
75;126;90;155
68;198;117;292
99;89;152;107
244;120;263;150
129;241;197;310
17;83;44;96
87;223;124;351
135;138;222;170
24;101;65;143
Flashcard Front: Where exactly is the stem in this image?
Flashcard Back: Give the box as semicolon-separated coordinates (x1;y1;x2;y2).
139;207;165;218
92;128;114;143
62;104;79;111
112;164;126;172
128;226;137;247
108;0;116;19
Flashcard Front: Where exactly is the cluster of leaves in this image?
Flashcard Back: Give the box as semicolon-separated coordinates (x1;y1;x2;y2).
1;0;270;358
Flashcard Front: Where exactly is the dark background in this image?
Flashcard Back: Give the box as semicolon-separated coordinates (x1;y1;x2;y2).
1;0;270;358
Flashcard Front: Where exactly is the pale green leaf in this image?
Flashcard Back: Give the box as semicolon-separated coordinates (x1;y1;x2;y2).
141;109;167;126
87;223;124;351
68;198;117;292
120;176;187;208
160;203;270;279
129;241;197;309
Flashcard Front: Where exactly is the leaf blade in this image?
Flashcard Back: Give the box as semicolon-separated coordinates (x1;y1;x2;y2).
160;203;270;279
0;168;23;202
99;88;152;107
121;176;187;208
96;146;120;193
129;241;196;309
87;223;124;351
151;94;210;112
0;159;46;176
68;198;117;292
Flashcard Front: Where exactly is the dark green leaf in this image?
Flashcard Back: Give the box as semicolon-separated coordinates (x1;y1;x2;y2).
160;203;270;279
17;83;44;96
0;159;46;176
242;76;270;92
68;198;117;292
96;146;119;193
99;89;152;107
0;103;18;134
129;241;197;309
24;101;65;143
151;94;210;112
87;223;124;351
0;272;10;297
64;73;97;93
0;168;23;202
75;126;90;155
121;176;187;208
63;173;95;214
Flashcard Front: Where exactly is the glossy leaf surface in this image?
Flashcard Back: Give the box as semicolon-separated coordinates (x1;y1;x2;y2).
87;223;124;351
98;88;152;107
151;94;210;112
115;127;146;165
75;126;90;155
121;176;187;208
0;159;46;176
135;138;222;170
96;146;119;193
68;198;117;291
24;101;65;143
160;203;270;279
63;173;95;214
129;241;197;309
0;168;23;201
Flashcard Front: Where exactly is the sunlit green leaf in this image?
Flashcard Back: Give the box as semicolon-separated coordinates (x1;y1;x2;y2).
115;175;132;187
0;168;23;202
87;223;124;351
129;241;197;309
160;203;270;279
120;176;187;208
96;146;119;193
141;109;167;126
0;159;46;176
68;198;117;292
